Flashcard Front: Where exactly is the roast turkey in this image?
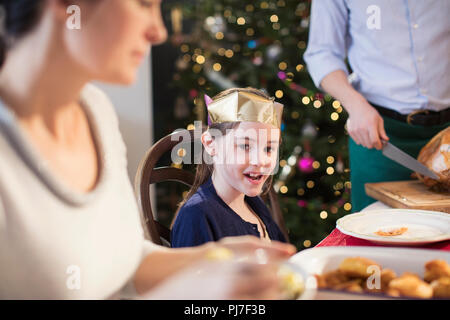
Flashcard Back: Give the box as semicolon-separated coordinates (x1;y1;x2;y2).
415;127;450;192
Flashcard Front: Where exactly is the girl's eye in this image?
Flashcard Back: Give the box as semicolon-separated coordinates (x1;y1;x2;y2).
239;144;250;151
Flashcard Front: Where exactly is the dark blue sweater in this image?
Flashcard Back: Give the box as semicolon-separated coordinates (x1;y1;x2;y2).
171;178;287;247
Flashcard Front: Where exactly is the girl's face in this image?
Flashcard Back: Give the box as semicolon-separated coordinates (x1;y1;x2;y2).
211;122;281;197
64;0;167;84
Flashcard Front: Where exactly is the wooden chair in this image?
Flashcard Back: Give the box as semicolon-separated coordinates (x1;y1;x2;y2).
134;129;289;246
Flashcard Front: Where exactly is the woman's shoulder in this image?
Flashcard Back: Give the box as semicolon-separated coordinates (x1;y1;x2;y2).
80;84;121;129
80;84;127;159
81;83;114;108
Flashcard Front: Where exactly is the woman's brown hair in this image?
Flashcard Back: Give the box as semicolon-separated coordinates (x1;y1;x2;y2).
171;87;279;227
0;0;45;68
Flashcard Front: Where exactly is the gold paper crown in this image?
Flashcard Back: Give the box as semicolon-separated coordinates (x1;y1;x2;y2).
207;91;284;128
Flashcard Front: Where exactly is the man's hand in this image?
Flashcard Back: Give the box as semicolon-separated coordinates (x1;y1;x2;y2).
346;98;389;150
320;70;389;150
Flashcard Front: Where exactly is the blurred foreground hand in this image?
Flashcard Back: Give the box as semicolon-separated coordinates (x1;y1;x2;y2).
142;236;297;300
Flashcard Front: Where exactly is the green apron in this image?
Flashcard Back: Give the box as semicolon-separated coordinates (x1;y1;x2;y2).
349;115;450;212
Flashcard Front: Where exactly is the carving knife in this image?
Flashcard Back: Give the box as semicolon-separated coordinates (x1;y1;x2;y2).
382;141;440;180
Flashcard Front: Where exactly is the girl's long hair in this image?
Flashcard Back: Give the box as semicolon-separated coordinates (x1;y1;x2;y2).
171;88;277;227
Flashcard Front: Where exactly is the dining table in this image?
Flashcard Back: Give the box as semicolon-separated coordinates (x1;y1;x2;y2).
315;201;450;251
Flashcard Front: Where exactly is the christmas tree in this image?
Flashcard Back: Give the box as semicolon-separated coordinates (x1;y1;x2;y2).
160;0;352;250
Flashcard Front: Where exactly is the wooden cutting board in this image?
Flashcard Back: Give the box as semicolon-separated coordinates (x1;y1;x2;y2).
365;180;450;213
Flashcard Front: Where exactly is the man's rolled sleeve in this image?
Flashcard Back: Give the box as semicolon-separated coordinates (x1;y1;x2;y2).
304;0;350;89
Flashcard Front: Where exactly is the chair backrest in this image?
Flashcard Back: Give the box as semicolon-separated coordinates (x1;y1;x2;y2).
134;129;289;246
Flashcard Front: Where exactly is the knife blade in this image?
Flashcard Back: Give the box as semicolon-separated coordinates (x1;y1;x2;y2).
382;141;440;180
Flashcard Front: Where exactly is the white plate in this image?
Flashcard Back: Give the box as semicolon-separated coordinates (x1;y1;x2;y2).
289;246;450;300
336;209;450;245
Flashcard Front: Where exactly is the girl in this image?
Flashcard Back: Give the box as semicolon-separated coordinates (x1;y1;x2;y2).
0;0;295;299
171;88;288;247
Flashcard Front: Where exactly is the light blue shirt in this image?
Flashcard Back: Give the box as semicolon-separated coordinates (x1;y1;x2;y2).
304;0;450;114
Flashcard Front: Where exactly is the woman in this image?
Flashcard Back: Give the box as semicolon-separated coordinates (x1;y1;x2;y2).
0;0;295;299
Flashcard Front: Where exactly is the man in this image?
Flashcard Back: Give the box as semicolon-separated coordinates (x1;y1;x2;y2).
304;0;450;212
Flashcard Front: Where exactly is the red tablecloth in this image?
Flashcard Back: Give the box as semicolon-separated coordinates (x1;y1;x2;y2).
316;228;450;251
